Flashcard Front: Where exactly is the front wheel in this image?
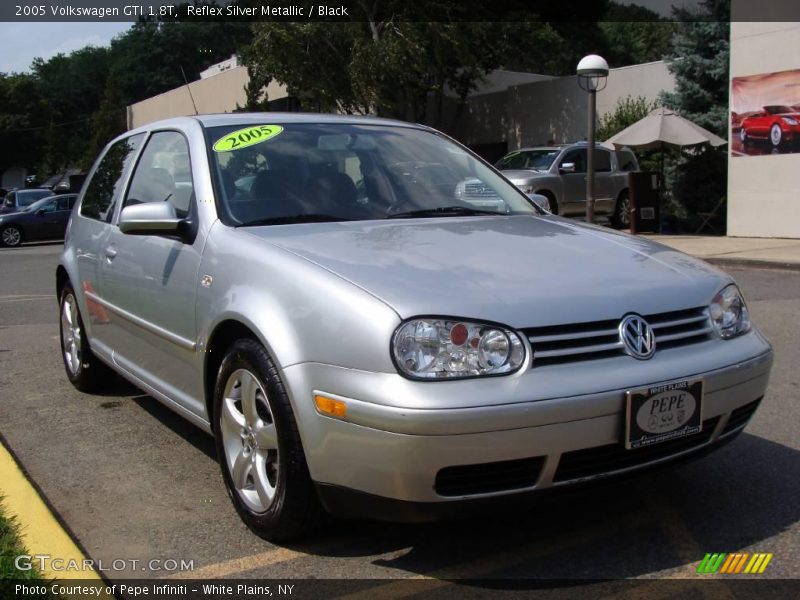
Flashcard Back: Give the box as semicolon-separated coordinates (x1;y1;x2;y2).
1;225;22;247
213;338;321;541
610;191;631;229
739;127;748;144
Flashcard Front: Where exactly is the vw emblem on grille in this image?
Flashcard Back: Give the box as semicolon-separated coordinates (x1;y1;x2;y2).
619;314;656;360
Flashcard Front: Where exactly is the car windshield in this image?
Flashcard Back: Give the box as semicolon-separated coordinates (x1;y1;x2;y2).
764;105;795;115
495;150;559;171
18;190;52;207
207;123;541;225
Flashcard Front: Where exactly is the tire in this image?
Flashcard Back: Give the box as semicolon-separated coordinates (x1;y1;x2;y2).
213;338;321;541
770;124;783;148
1;225;23;247
739;127;748;144
59;283;115;392
610;191;631;229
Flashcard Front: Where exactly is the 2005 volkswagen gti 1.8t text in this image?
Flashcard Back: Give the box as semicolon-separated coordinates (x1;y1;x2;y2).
57;114;773;540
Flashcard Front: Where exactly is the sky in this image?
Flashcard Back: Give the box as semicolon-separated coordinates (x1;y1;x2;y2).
0;1;698;75
0;22;132;74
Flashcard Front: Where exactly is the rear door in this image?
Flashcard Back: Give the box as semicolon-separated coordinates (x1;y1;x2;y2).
99;130;204;415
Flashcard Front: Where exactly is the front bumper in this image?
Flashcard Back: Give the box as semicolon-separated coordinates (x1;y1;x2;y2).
282;329;773;510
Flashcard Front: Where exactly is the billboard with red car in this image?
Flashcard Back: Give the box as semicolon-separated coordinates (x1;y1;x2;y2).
731;68;800;157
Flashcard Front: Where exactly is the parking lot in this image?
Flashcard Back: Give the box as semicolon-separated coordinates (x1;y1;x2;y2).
1;242;799;592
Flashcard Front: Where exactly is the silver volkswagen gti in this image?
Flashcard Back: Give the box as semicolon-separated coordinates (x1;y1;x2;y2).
57;114;773;540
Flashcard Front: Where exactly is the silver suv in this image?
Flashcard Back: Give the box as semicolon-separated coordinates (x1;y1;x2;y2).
58;115;771;540
495;143;639;228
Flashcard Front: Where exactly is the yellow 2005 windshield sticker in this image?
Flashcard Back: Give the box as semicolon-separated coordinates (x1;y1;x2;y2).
213;125;284;152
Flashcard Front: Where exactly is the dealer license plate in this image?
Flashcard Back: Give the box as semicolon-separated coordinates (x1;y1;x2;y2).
625;378;703;450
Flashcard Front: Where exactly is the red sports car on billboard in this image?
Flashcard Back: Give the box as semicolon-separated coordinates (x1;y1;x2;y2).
739;105;800;148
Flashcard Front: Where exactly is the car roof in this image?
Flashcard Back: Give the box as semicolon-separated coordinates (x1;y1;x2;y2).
126;113;427;138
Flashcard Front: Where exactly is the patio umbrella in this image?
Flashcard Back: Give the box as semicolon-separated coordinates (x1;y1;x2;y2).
604;107;727;232
605;107;727;150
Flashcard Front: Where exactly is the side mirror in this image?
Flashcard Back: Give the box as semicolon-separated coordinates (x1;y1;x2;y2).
119;202;182;237
527;193;551;212
559;162;576;174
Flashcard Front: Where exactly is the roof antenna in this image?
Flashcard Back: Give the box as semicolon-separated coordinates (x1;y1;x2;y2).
180;65;199;115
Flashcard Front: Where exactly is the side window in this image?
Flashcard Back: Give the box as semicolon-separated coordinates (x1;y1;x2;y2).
594;149;612;172
125;131;193;219
57;196;73;211
81;134;144;222
40;199;58;213
560;149;586;173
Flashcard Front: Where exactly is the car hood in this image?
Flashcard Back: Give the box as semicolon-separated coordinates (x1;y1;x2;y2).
244;216;729;327
500;169;551;183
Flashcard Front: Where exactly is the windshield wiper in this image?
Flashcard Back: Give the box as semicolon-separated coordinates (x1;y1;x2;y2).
237;214;349;226
386;206;502;219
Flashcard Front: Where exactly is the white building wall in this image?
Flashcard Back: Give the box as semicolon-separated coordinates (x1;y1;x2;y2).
455;61;675;148
728;21;800;239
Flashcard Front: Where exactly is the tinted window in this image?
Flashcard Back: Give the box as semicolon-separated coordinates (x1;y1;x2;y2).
593;149;612;172
125;131;193;219
57;195;76;210
616;150;638;172
560;149;586;173
18;190;51;207
4;192;16;207
496;150;559;171
80;134;144;222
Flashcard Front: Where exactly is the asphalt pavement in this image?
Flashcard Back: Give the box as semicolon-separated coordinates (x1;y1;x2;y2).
1;241;799;591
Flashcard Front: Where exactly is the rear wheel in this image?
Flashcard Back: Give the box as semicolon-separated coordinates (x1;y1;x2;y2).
213;338;321;541
1;225;22;247
770;124;783;148
59;283;115;392
611;191;631;229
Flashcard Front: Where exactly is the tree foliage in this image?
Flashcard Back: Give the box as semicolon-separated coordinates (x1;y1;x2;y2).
597;95;658;141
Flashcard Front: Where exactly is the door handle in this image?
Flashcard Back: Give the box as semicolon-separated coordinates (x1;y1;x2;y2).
104;246;117;260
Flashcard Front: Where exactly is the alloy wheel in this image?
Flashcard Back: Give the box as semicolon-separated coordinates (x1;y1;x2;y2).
770;124;782;147
219;368;279;513
2;226;21;247
61;294;82;375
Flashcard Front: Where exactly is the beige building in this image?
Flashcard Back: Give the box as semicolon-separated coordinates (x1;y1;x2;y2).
728;20;800;239
127;65;288;130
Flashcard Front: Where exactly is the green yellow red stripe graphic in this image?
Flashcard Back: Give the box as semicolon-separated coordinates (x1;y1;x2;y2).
697;552;773;574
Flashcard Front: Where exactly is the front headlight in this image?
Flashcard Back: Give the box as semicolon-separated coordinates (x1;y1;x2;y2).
392;318;526;379
709;284;750;339
781;116;798;126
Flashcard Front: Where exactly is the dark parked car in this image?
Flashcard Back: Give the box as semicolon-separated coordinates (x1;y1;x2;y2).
1;188;54;215
0;194;77;247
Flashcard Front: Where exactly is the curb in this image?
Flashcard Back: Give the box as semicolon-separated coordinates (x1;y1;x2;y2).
0;433;112;593
703;257;800;272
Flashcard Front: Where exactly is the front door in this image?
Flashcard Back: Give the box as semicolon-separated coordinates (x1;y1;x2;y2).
559;148;587;216
99;130;205;416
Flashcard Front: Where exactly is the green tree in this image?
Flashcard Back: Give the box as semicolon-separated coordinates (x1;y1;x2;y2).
242;8;566;128
600;3;676;68
659;0;730;233
597;95;658;141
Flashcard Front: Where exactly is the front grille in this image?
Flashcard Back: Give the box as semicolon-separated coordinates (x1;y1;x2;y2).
435;456;545;497
524;307;712;366
722;398;762;435
552;416;720;483
464;181;500;198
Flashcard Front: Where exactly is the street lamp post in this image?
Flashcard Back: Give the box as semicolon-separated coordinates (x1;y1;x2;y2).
577;54;609;225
